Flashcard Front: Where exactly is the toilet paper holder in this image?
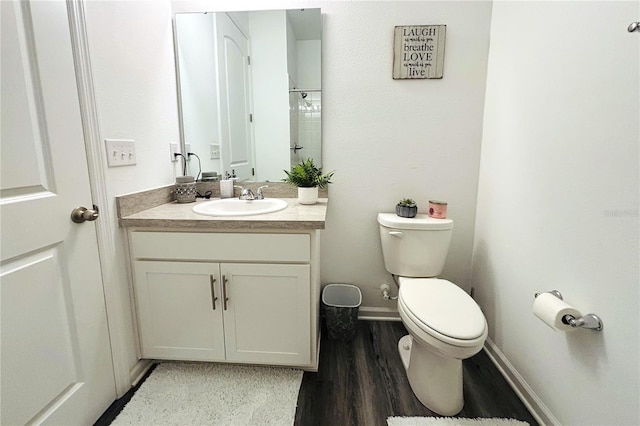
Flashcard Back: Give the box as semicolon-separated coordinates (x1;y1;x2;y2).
534;290;604;331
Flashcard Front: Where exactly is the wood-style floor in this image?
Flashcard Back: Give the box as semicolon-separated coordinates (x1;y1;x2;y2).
96;320;538;425
294;320;538;425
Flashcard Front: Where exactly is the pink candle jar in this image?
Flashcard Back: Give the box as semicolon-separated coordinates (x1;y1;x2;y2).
428;200;448;219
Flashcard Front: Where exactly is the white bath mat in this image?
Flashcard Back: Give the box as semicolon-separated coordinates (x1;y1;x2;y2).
387;417;529;426
112;362;303;425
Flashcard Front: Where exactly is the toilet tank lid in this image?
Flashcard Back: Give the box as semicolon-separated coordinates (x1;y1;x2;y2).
377;213;453;230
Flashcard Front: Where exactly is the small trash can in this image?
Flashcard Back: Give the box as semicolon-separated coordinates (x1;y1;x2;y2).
322;284;362;340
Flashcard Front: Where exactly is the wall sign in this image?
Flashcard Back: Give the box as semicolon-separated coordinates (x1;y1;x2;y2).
393;25;446;80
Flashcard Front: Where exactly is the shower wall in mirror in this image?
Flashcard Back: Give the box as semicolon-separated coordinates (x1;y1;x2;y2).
289;90;322;167
174;9;321;182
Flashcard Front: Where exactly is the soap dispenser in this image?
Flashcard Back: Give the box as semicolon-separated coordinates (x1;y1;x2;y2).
220;171;234;198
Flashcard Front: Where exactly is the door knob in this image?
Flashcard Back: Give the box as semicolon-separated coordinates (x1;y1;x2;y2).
71;205;99;223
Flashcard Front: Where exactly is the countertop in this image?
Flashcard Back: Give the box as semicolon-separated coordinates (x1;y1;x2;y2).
118;198;328;230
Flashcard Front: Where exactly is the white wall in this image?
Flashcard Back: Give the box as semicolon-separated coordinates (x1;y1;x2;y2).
473;2;639;425
287;13;298;87
296;40;321;89
85;1;181;192
175;13;220;173
319;1;492;315
84;0;181;375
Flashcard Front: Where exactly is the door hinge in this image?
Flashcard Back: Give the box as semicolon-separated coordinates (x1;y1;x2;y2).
249;113;253;123
247;56;251;65
252;167;255;176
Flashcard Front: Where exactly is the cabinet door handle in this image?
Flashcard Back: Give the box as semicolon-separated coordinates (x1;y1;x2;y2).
209;275;218;310
222;274;229;310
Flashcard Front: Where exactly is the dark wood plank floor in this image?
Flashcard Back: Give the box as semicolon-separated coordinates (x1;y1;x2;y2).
96;320;538;425
294;321;538;425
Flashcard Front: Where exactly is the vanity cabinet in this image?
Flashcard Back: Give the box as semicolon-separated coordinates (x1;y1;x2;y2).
129;231;318;369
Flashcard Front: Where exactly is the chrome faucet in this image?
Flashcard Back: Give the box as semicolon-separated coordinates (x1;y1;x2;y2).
256;185;269;199
234;186;255;200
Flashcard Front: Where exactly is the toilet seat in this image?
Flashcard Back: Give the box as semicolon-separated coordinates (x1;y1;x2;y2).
398;278;486;347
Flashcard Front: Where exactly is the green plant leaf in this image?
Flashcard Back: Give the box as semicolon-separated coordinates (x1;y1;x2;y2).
397;198;416;207
282;158;335;188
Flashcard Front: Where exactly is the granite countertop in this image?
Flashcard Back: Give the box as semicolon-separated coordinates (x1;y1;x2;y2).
119;197;328;230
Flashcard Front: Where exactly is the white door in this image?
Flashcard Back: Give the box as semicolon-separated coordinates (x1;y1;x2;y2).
222;263;311;365
216;13;254;180
0;1;116;424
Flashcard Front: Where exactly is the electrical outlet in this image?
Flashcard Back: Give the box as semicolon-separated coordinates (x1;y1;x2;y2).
185;144;191;160
209;143;220;159
170;143;180;162
105;139;136;167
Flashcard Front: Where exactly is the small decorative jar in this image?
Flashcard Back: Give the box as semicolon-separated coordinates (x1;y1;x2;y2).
175;176;196;203
396;198;418;218
428;200;448;219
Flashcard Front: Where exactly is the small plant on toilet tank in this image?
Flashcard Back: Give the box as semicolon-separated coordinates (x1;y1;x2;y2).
396;198;417;218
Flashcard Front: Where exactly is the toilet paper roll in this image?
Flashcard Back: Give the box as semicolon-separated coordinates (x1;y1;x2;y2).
533;292;582;331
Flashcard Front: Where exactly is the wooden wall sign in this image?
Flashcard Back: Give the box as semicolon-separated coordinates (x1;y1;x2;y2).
393;25;446;80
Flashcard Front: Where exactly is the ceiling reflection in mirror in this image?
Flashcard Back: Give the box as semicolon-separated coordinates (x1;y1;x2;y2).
174;9;322;182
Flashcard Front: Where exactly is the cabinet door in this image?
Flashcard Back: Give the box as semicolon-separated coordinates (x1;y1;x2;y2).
221;263;311;365
134;261;225;361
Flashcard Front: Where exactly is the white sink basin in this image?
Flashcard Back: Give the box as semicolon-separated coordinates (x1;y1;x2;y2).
192;198;288;217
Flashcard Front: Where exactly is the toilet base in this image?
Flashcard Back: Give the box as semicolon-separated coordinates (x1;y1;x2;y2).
398;335;412;370
398;334;464;416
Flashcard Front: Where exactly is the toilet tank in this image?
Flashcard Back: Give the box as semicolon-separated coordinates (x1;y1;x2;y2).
377;213;454;277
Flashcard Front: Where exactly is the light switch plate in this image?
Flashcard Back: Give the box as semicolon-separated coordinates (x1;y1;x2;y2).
105;139;136;167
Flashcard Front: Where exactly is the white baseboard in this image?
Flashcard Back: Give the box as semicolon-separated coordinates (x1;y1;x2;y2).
130;359;154;388
483;338;559;426
358;306;401;321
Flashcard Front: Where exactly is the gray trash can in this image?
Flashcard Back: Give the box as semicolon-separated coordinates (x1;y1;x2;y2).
322;284;362;340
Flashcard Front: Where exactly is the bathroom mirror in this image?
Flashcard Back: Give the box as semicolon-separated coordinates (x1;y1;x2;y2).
174;9;322;182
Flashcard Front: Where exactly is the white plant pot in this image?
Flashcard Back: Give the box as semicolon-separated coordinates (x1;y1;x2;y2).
297;187;318;205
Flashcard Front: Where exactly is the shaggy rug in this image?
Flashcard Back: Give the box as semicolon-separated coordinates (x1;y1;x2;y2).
387;417;529;426
112;362;303;425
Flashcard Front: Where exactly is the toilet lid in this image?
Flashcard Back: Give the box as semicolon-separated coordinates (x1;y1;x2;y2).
399;278;486;340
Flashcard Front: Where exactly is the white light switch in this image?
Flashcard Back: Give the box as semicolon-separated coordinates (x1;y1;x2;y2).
105;139;136;167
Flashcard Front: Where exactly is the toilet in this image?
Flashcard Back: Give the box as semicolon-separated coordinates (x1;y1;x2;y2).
377;213;488;416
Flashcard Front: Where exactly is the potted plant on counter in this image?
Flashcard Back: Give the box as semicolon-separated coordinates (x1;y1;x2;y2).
396;198;417;218
283;158;334;205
